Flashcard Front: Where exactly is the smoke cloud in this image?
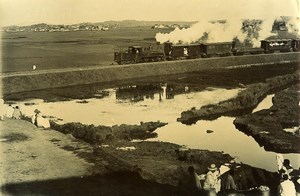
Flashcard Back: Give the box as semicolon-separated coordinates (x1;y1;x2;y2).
286;17;300;36
155;17;282;47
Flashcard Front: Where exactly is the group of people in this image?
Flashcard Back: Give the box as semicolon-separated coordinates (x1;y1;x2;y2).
188;162;237;196
276;156;300;196
0;98;50;129
0;99;23;120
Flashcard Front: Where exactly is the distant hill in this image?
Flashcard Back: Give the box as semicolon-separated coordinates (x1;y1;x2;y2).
3;20;196;28
96;20;197;27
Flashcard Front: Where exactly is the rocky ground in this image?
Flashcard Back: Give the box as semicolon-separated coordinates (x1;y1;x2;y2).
234;85;300;153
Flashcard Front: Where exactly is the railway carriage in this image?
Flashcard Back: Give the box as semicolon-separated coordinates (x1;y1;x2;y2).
164;42;201;60
260;39;293;53
200;42;233;57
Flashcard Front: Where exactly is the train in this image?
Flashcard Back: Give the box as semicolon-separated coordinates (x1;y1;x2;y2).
113;38;300;65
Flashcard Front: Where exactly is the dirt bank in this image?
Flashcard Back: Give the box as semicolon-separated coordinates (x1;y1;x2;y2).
1;52;299;95
0;118;94;192
234;85;300;153
178;73;299;124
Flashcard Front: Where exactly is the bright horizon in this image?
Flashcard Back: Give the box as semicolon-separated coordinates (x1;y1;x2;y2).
0;0;299;26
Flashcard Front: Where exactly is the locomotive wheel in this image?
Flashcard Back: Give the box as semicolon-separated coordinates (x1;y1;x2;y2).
144;58;149;62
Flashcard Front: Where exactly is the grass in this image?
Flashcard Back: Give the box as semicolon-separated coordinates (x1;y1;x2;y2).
1;27;172;73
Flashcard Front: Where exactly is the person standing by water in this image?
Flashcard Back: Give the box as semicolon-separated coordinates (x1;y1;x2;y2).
6;104;14;118
0;99;6;120
203;164;221;195
221;169;237;194
187;166;202;191
31;109;40;126
12;106;22;119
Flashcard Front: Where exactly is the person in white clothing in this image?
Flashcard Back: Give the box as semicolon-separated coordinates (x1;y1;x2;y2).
0;99;6;120
203;164;221;195
278;174;296;196
32;109;50;129
6;104;14;118
36;113;50;129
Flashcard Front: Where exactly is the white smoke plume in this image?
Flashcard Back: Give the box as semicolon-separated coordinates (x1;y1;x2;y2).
155;19;244;44
249;18;278;47
286;17;300;36
155;17;279;47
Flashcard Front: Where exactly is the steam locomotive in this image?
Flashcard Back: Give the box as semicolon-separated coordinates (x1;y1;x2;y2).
114;39;300;65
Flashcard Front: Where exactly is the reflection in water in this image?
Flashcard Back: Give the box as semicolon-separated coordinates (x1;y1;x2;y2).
115;84;198;102
12;85;299;172
18;87;239;126
116;84;162;103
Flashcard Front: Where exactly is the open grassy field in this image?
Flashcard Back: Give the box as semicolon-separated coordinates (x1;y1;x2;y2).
1;27;172;73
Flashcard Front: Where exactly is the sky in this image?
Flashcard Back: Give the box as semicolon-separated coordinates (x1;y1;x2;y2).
0;0;299;26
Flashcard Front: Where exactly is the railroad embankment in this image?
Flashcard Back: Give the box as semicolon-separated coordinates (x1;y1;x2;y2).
1;52;299;95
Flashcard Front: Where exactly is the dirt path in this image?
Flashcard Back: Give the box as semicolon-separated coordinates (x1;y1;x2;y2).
0;118;94;194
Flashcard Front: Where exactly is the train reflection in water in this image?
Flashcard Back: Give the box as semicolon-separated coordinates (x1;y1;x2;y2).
115;83;196;102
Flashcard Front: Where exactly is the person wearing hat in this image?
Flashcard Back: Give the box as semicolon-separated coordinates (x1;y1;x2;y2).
203;163;221;195
279;159;294;179
32;109;40;126
34;110;50;129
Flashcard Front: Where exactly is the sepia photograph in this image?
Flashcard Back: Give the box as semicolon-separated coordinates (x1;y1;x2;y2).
0;0;299;195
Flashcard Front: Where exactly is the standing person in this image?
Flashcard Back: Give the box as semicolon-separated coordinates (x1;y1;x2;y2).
6;104;14;118
278;174;296;196
0;99;6;120
12;106;22;119
280;159;294;179
187;166;202;191
203;164;221;195
221;169;237;194
31;109;40;126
